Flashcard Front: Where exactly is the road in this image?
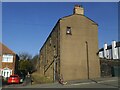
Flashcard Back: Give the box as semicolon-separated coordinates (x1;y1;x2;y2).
0;77;2;90
1;77;119;88
2;77;31;88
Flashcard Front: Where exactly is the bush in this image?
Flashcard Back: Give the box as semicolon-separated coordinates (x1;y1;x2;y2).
31;72;53;84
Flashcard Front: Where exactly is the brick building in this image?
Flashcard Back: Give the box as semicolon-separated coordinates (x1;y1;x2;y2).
0;43;19;78
38;5;100;82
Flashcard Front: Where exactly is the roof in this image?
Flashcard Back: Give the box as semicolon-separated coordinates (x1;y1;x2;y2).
107;45;112;50
60;14;98;26
39;14;98;52
39;19;60;52
98;41;120;52
98;48;104;52
0;42;15;55
116;41;120;47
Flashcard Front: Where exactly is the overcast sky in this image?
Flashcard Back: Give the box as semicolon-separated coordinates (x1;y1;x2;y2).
2;2;118;56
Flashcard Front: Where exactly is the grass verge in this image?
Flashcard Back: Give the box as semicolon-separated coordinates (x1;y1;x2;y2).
31;72;53;84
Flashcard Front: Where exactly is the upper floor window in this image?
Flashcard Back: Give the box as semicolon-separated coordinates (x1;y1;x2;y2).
66;27;72;35
2;54;13;63
49;37;52;46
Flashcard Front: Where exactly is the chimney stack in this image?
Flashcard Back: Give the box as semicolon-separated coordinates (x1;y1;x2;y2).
73;5;84;15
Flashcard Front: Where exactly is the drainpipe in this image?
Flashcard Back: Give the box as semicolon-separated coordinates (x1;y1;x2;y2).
53;45;56;82
85;41;89;79
53;58;55;82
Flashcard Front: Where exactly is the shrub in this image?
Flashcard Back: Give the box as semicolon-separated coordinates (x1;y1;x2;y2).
31;72;53;84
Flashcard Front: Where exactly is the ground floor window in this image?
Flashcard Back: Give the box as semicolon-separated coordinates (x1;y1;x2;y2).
1;68;12;78
0;70;1;76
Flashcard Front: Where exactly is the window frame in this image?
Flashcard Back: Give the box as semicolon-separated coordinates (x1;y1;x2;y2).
66;26;72;35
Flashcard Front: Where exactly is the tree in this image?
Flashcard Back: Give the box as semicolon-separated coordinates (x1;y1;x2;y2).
18;52;32;60
18;60;34;75
18;52;33;75
31;54;39;72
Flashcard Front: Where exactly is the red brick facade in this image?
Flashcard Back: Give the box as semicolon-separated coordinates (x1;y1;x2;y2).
0;43;19;77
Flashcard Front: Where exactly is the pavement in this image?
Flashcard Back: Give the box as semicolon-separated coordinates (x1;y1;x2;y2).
67;76;118;84
18;76;119;88
0;77;2;90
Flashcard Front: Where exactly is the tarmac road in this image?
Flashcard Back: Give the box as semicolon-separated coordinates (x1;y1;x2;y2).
0;77;2;90
2;77;31;88
1;77;119;88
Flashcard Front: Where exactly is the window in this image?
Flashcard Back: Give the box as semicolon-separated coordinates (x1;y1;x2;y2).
0;70;1;76
4;72;5;76
7;72;9;77
2;71;3;75
66;27;72;35
49;37;52;46
2;54;13;63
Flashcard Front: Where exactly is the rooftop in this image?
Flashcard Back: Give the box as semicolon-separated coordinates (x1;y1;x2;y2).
0;42;15;55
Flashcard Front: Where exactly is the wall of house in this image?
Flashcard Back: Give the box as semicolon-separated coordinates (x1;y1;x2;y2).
2;54;16;73
0;55;2;68
112;41;119;59
60;14;100;81
0;55;2;76
39;22;60;81
99;51;104;58
118;47;120;59
0;54;17;77
0;43;19;77
99;41;120;60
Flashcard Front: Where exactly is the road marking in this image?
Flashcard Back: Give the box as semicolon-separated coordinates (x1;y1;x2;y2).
69;79;117;86
98;80;117;83
70;82;96;86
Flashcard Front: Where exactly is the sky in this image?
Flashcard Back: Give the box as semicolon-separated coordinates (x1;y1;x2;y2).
2;2;118;57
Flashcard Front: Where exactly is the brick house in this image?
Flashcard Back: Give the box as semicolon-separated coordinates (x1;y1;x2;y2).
38;5;100;82
0;42;19;78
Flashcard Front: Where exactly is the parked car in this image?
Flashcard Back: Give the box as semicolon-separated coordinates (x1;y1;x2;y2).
19;74;25;83
17;71;26;83
7;74;20;84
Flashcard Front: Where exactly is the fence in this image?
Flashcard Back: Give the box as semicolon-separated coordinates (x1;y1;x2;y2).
100;58;120;77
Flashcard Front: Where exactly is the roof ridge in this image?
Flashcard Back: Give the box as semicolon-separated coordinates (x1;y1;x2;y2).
0;42;15;55
60;14;98;26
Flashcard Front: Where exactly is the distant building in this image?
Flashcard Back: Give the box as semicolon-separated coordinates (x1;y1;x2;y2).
98;41;120;60
0;43;19;78
38;5;100;81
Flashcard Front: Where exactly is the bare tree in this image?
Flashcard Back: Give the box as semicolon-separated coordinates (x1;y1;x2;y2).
18;52;32;60
17;52;33;75
31;54;39;72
